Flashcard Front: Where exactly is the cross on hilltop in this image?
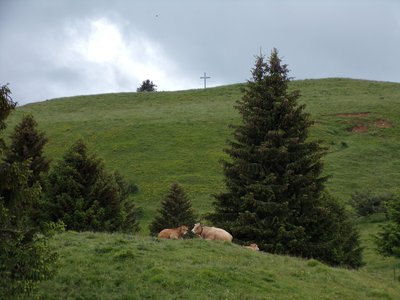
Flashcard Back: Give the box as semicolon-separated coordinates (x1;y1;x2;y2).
200;72;210;89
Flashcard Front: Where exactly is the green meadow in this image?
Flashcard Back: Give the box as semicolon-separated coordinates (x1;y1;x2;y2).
33;230;399;300
6;78;400;298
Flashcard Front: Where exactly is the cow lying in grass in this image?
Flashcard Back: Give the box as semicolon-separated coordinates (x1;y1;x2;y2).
191;223;233;242
244;243;259;251
158;225;188;239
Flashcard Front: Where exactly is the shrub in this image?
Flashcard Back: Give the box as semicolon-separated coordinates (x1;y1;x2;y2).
0;84;57;297
350;191;392;216
375;195;400;258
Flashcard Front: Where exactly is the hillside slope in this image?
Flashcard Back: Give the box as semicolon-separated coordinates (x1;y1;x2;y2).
7;78;400;298
32;231;400;299
9;78;400;232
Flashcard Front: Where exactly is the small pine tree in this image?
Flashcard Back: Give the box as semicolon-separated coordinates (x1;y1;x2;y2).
149;182;196;235
0;84;57;297
209;49;363;268
375;196;400;258
5;114;50;187
44;139;140;232
0;84;16;132
137;79;157;92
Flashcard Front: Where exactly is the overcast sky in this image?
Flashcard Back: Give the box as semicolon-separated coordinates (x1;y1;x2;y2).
1;0;399;105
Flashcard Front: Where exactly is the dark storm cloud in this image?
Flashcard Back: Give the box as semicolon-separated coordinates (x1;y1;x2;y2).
1;0;399;105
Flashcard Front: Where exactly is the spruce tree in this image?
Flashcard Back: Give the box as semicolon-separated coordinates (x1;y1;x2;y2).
0;84;57;297
149;182;196;235
44;139;139;232
5;114;50;187
210;49;362;268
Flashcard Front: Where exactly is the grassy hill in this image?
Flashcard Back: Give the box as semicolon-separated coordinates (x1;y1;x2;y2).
32;231;399;299
6;78;400;298
9;78;400;230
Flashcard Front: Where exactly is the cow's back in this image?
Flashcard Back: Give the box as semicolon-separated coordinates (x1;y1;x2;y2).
202;226;232;242
158;228;179;239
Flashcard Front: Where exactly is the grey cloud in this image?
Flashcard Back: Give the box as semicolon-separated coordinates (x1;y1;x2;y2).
1;0;399;105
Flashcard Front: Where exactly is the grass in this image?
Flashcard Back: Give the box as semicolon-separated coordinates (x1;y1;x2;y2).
30;231;400;300
8;78;400;231
6;78;400;298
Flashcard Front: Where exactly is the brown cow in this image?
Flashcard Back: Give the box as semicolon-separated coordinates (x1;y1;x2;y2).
191;223;233;242
158;225;188;239
244;243;260;251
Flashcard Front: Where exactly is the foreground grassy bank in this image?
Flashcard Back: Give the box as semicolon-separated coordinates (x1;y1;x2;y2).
8;78;400;232
30;230;399;300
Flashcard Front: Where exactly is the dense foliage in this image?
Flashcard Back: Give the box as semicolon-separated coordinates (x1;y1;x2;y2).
210;50;363;268
149;182;196;236
43;139;139;233
137;79;157;92
5;114;50;187
0;84;57;297
350;190;391;216
375;195;400;258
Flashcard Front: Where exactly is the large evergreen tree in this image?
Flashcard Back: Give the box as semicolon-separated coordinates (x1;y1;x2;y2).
0;84;57;297
149;182;196;236
210;50;362;268
44;139;140;233
5;114;50;187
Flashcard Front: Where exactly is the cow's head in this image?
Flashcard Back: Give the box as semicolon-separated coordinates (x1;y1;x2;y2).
250;243;259;251
191;223;202;235
179;225;189;235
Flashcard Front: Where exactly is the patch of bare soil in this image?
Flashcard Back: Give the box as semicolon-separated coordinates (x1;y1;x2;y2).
375;119;392;128
336;112;371;118
351;125;369;133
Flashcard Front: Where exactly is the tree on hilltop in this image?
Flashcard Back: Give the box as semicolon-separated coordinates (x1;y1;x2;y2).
137;79;157;92
149;182;196;236
209;49;363;268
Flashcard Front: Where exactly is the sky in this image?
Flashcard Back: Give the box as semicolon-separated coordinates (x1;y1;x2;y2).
0;0;399;105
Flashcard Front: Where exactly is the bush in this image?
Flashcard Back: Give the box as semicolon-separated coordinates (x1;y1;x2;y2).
350;191;393;216
0;84;58;297
375;195;400;258
0;208;61;296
